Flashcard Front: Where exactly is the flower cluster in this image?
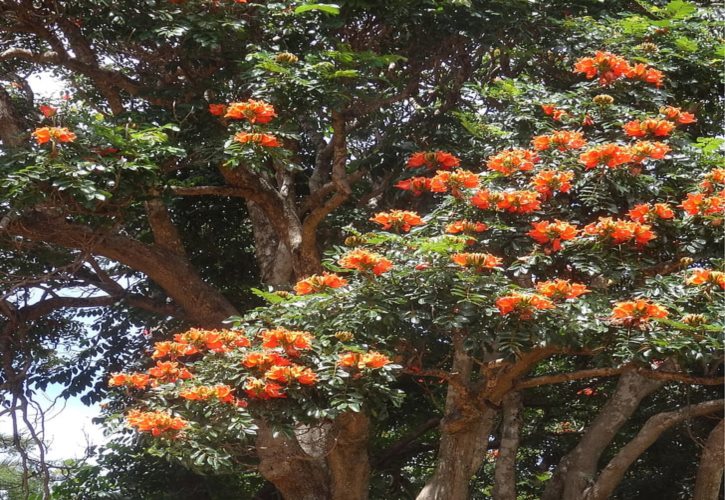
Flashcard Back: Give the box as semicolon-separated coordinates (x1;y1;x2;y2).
541;104;568;121
626;203;674;223
486;149;538;175
574;51;663;86
32;126;76;145
680;192;725;217
579;144;632;169
623;119;675;138
224;99;276;123
126;410;187;438
451;252;502;272
395;177;432;196
148;361;193;383
430;169;480;196
611;299;668;325
233;132;281;147
153;328;251;359
370;210;424;232
339;249;393;276
294;272;348;295
471;189;542;214
535;279;590;300
659;106;696;125
338;351;391;370
444;220;488;244
496;292;555;319
699;168;725;194
109;372;150;390
530;170;574;199
583;217;656;246
527;220;578;252
686;269;725;289
628;141;670;162
179;384;236;404
261;327;314;357
532;130;587;151
407;151;460;170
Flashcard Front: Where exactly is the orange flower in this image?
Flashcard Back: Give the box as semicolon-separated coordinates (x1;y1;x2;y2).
339;249;393;275
574;51;631;85
242;351;291;370
626;63;664;87
126;410;187;437
626;203;674;223
261;327;314;357
486;149;538;175
686;269;725;289
445;220;488;241
541;104;568;121
579;144;633;169
429;169;480;196
152;341;199;359
530;170;574;198
470;189;496;210
680;192;725;216
39;105;57;118
225;99;276;123
623;119;675;138
208;103;227;116
243;377;286;399
180;384;235;403
233;132;281;147
147;361;193;383
536;279;590;300
407;151;460;170
395;177;432;196
370;210;425;232
338;351;391;369
496;292;555;319
577;387;597;396
108;372;151;390
451;252;502;272
584;217;656;246
627;141;671;162
611;299;668;325
532;130;587;151
32;126;76;145
527;220;578;251
700;169;725;194
294;272;348;295
173;328;250;353
659;106;696;125
495;190;541;214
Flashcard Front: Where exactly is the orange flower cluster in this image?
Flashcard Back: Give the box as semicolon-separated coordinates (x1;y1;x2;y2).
470;189;542;214
623;119;675;138
338;351;391;370
261;327;314;357
225;99;276;123
700;168;725;194
395;177;432;196
686;269;725;289
628;141;670;162
626;203;674;223
496;292;555;319
242;351;291;370
486;149;538;175
611;299;668;325
626;63;664;87
451;252;502;272
430;169;480;196
32;126;76;145
180;384;235;403
583;217;656;246
233;132;281;147
445;220;488;235
370;210;424;232
294;272;348;295
39;104;57;118
679;192;725;217
532;130;586;151
243;377;286;399
153;328;250;359
148;361;193;383
208;103;227;116
530;170;574;199
659;106;696;125
265;365;318;385
339;249;393;275
573;51;632;85
108;372;150;390
407;151;460;170
541;104;568;121
527;220;578;251
126;410;187;437
579;144;632;169
535;279;590;300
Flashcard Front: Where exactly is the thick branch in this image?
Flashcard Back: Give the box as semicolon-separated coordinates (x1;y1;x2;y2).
514;367;626;390
584;400;724;500
693;419;725;500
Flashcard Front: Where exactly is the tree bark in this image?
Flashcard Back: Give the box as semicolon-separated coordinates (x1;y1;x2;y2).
693;418;725;500
247;201;295;286
0;87;24;148
584;400;724;500
327;412;371;500
493;391;523;500
416;334;498;500
542;371;665;500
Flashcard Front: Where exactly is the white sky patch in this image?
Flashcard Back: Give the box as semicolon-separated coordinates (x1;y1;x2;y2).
27;71;66;99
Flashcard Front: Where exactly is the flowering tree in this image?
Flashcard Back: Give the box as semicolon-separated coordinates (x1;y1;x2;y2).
106;49;723;499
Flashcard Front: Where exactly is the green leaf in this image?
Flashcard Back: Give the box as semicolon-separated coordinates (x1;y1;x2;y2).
294;4;340;15
663;0;697;19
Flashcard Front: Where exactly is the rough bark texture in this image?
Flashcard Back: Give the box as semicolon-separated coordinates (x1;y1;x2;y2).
0;87;24;148
693;418;725;500
493;391;523;500
247;201;295;286
542;371;665;500
584;400;724;500
328;411;371;500
416;335;498;500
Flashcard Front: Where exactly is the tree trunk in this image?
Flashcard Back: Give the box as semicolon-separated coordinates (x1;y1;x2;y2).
247;201;295;286
0;87;24;148
493;391;523;500
416;334;498;500
542;371;665;500
583;400;724;500
327;411;371;500
694;418;725;500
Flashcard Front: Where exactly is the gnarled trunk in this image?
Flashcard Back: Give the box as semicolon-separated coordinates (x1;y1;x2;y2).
694;418;724;500
247;201;295;286
493;391;523;500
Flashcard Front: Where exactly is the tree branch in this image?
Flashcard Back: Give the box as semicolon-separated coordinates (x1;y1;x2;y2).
514;367;627;390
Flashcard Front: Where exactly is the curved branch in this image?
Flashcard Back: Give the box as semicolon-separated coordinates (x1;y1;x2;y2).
514;367;627;390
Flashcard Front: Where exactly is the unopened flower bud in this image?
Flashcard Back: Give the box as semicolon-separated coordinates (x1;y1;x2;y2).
275;291;292;299
334;331;354;342
638;42;658;53
679;257;694;267
593;94;615;106
681;314;707;326
344;235;366;247
275;52;299;64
